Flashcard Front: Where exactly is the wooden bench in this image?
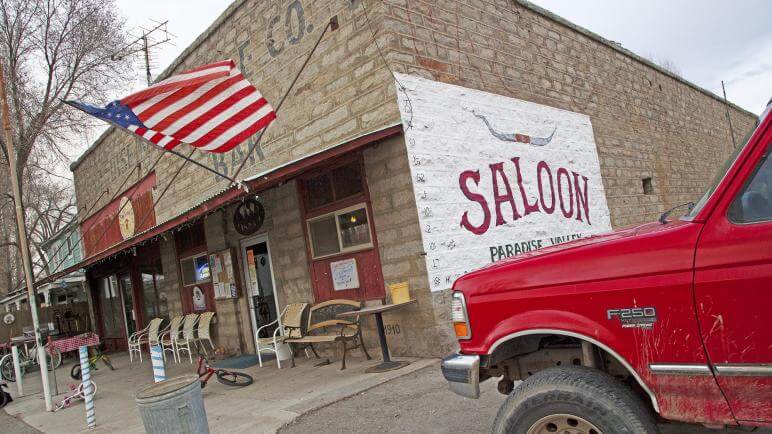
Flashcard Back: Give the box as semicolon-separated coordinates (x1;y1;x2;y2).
285;299;371;370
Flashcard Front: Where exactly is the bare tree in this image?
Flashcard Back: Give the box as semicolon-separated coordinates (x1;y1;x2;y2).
0;0;132;178
0;0;132;295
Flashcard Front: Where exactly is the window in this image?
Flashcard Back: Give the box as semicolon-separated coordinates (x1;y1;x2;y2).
728;143;772;223
180;253;210;286
304;160;364;210
307;204;373;258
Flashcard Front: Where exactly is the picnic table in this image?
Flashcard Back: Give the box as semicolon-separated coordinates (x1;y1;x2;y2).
48;332;101;354
337;300;417;373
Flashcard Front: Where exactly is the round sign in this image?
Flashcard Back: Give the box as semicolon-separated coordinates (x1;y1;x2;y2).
118;196;136;239
3;312;15;325
233;197;265;236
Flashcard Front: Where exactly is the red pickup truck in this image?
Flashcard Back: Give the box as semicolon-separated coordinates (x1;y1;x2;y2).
442;99;772;433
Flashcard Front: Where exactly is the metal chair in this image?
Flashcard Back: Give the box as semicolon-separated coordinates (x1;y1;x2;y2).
128;318;163;363
256;303;308;368
159;315;183;362
176;313;200;364
195;312;216;355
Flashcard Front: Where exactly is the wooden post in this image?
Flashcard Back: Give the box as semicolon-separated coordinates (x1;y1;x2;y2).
0;64;54;411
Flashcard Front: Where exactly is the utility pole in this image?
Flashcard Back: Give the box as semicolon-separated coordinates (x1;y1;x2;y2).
0;64;53;411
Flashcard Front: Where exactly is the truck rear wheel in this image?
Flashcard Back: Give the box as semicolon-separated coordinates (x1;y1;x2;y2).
492;365;658;434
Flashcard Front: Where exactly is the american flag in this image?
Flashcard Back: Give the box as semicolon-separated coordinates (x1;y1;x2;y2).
67;60;276;153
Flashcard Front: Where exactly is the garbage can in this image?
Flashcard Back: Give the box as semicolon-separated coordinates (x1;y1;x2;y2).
135;375;209;434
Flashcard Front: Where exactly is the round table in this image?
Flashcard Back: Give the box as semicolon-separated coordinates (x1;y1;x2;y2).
337;299;416;373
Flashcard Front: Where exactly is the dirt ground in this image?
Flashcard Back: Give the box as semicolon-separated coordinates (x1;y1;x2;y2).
280;363;771;434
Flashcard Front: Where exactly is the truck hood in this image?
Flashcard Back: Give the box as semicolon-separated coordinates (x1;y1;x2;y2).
453;219;702;296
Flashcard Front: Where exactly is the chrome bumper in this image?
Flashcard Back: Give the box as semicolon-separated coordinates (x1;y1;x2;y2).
441;353;480;399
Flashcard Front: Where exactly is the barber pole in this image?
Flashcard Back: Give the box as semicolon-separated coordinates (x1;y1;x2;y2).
151;345;166;383
78;346;96;428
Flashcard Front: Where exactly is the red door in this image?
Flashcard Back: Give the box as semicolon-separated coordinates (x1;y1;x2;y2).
694;130;772;423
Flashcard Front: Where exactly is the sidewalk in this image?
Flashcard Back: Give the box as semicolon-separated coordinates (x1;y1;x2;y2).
4;352;435;433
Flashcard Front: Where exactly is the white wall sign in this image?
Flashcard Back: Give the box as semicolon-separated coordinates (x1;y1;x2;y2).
330;258;360;291
396;74;612;292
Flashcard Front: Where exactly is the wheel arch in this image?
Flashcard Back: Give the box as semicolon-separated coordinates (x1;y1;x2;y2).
487;328;660;414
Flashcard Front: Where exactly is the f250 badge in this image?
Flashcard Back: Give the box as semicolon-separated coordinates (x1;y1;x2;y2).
606;307;657;329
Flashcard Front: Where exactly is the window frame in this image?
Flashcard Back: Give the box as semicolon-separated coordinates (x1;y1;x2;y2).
727;142;772;225
306;202;374;260
179;252;211;286
301;156;367;216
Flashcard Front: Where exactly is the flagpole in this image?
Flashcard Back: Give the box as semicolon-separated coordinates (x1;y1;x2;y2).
64;100;238;184
0;64;54;412
230;15;339;184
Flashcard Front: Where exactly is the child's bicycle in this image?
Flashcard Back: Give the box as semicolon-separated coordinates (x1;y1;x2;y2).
70;345;114;380
196;356;253;388
54;381;97;412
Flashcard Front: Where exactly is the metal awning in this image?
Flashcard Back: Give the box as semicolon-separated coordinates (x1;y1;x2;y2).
36;125;401;287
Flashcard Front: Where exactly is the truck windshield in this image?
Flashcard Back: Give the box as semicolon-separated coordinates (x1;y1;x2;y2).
685;124;759;219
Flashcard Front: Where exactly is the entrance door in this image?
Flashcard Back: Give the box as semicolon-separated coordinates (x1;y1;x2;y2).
118;274;137;339
97;275;126;351
242;236;280;341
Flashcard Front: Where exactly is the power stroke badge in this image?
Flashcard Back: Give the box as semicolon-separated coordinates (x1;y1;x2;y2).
606;307;657;329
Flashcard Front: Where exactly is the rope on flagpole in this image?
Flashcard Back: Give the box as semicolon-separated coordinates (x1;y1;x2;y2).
230;15;340;185
64;99;238;184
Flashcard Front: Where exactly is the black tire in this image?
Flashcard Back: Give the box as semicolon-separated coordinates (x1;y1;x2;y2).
492;365;658;434
215;369;253;387
70;363;81;380
0;356;23;382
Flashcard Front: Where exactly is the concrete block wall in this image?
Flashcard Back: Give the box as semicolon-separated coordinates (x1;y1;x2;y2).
363;135;454;357
379;0;758;227
72;0;401;228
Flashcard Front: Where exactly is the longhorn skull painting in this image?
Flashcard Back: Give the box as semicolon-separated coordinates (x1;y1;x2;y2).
466;108;557;146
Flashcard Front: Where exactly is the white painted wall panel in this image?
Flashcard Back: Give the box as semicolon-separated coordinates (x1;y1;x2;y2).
396;74;613;292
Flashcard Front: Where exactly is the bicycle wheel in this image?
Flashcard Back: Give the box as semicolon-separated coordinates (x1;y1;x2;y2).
0;355;24;382
70;363;81;380
78;381;97;397
215;369;253;387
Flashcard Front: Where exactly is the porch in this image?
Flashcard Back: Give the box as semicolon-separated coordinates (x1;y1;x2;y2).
3;352;436;433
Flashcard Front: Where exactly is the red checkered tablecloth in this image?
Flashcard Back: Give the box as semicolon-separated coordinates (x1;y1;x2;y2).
49;333;101;353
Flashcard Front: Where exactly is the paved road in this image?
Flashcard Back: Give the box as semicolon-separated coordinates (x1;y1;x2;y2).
281;363;770;434
1;408;41;434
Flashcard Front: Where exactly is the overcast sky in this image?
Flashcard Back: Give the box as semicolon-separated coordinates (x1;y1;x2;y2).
115;0;770;114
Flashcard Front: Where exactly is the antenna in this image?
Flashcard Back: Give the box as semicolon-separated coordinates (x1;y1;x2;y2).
721;80;738;149
112;20;175;86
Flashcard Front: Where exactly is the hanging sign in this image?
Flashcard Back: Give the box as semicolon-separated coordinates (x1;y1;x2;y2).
396;73;613;292
233;197;265;235
192;286;207;311
117;196;136;239
330;258;359;291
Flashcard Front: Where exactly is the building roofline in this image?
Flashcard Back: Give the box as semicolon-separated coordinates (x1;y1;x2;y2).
514;0;756;118
70;0;757;173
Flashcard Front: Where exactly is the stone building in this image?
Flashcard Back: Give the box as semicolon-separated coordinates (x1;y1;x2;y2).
45;0;757;359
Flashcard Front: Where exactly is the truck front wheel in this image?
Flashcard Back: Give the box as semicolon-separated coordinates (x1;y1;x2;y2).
492;366;658;434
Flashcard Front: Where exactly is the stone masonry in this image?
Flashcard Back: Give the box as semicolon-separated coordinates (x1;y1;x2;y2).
70;0;758;358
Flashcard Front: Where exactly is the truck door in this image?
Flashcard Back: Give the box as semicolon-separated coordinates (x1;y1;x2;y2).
694;132;772;423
